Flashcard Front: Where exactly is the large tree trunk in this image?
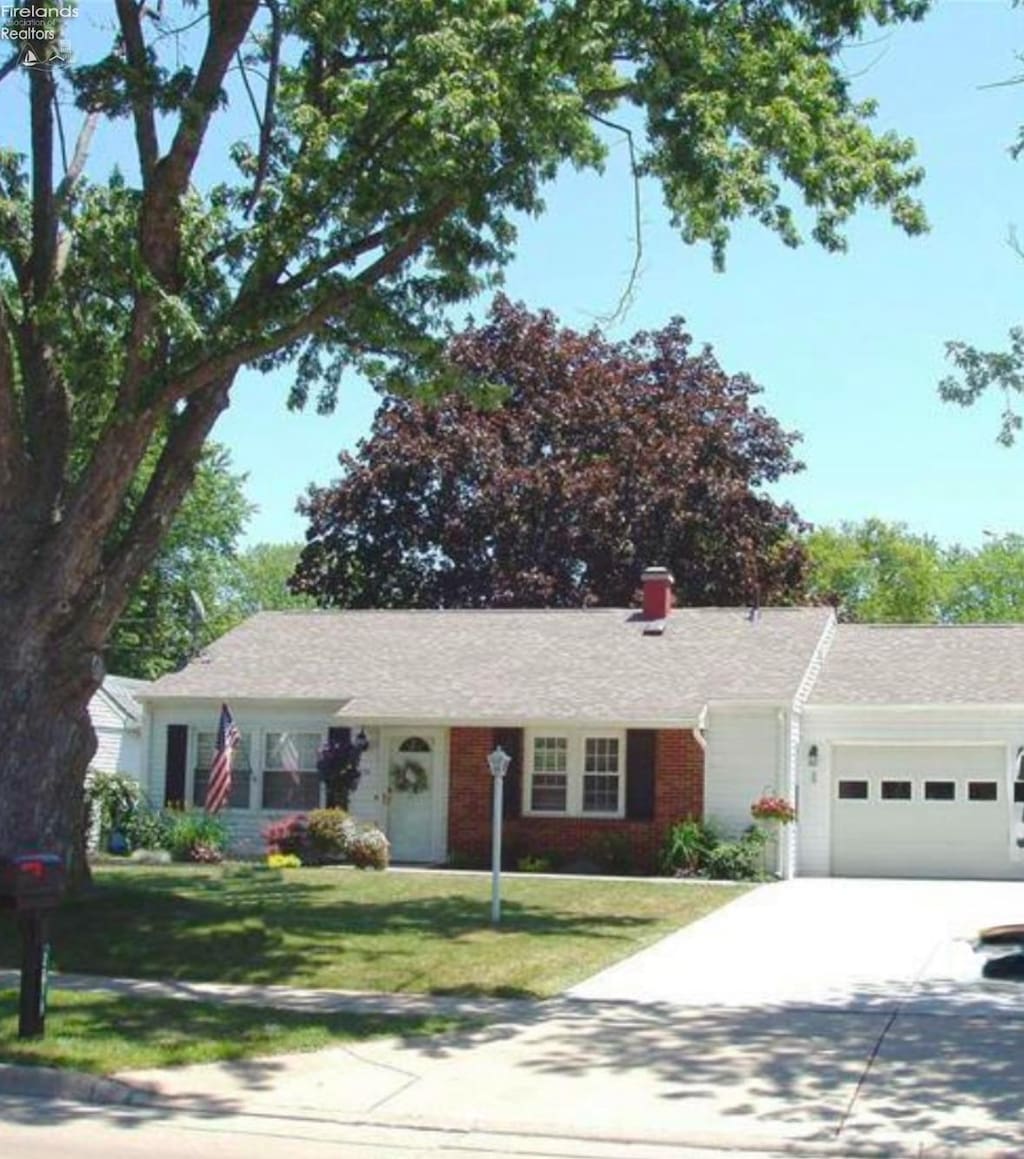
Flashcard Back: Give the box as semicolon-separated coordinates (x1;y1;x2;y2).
0;599;101;890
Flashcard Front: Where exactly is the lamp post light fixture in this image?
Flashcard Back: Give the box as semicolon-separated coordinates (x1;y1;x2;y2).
487;745;511;924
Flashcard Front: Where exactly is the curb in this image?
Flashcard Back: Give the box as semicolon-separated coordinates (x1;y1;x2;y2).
0;1065;1014;1159
0;1062;151;1105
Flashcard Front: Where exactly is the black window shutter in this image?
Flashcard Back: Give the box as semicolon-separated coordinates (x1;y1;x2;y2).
494;728;524;819
164;724;188;807
625;729;657;821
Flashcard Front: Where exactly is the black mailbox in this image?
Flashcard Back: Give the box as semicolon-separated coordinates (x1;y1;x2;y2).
0;854;66;911
0;853;65;1039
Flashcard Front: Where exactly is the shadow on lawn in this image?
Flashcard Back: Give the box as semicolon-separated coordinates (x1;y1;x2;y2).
0;867;661;996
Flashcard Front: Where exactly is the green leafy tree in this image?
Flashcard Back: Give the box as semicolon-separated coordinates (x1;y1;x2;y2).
805;519;947;621
0;1;930;869
228;542;316;618
944;534;1024;622
806;520;1024;622
106;446;253;679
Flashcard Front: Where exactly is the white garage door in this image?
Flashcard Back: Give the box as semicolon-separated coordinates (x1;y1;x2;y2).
831;745;1012;879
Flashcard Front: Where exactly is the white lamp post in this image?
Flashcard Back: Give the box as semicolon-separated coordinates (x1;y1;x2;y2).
487;745;511;924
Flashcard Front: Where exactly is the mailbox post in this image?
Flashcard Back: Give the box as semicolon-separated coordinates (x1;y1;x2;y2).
0;854;67;1038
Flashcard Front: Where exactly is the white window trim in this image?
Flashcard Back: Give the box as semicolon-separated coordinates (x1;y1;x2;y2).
523;728;626;820
261;728;325;812
189;724;329;812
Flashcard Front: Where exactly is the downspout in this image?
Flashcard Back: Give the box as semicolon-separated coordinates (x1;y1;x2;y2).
691;703;708;752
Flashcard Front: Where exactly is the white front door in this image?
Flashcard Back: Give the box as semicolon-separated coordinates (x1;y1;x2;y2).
385;731;439;862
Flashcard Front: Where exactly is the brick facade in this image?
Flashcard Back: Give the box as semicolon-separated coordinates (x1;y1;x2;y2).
447;726;704;874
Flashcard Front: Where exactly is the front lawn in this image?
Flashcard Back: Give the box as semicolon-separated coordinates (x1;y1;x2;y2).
0;988;462;1074
0;866;747;998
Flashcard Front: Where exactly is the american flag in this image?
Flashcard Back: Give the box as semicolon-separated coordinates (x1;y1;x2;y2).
280;733;301;787
205;703;241;814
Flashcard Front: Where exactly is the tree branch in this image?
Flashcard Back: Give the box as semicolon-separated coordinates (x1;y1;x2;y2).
0;298;26;510
0;51;19;85
115;0;160;186
28;64;57;299
170;196;458;402
92;381;232;634
245;0;281;216
55;110;100;275
590;113;643;325
154;0;259;207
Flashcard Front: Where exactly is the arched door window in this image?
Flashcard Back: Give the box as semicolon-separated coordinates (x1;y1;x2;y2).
399;736;431;754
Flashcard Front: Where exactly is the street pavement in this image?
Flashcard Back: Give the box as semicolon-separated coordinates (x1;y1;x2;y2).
3;878;1024;1157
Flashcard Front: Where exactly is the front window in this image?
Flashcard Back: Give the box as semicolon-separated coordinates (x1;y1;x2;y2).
263;731;321;810
530;736;568;812
194;730;253;809
527;732;624;818
583;737;621;813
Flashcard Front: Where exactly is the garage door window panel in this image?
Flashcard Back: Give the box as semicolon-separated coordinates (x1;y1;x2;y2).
881;780;912;801
837;780;869;800
968;781;998;802
924;781;956;801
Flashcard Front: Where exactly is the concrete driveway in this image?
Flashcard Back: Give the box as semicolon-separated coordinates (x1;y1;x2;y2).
570;877;1024;1015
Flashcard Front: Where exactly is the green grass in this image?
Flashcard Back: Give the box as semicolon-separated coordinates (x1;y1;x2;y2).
0;865;748;998
0;988;463;1075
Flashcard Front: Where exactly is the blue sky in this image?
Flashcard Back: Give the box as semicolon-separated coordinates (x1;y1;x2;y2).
220;2;1024;548
23;3;1024;548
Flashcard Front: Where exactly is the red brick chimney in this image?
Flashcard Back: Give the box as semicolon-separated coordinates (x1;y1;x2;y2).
641;567;674;620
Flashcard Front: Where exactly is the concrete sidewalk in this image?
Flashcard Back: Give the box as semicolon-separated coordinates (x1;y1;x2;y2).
3;979;1023;1156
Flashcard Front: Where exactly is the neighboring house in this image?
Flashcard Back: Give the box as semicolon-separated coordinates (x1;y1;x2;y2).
133;570;1024;880
88;674;150;780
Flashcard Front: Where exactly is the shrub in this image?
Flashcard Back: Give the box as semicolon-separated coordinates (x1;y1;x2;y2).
660;818;719;876
703;827;768;881
585;831;636;876
85;770;141;849
263;814;310;859
516;854;552;873
347;824;390;870
267;853;302;869
166;810;230;863
124;807;175;853
306;808;353;864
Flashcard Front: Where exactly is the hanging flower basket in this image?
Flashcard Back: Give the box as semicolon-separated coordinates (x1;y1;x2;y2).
750;794;797;824
389;760;429;795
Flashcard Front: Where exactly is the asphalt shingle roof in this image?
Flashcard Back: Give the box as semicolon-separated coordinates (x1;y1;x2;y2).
99;675;150;722
143;606;834;725
809;624;1024;705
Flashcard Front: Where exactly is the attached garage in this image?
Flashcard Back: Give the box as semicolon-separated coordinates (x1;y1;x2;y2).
830;744;1010;879
801;623;1024;881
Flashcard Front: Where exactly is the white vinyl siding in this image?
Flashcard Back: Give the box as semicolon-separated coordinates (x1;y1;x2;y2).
704;708;785;836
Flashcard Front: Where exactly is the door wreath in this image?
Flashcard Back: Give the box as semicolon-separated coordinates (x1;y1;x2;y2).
389;759;429;794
